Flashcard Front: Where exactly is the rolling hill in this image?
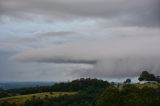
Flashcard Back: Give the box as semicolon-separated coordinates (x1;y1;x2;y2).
0;92;77;105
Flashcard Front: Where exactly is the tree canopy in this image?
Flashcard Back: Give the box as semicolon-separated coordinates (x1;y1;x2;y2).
96;85;160;106
124;78;131;84
138;71;157;81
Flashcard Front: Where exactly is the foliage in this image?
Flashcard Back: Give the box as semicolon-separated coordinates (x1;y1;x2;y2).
0;78;109;98
21;84;107;106
0;78;109;106
96;85;160;106
156;76;160;83
96;86;123;106
138;71;157;81
1;77;160;106
124;78;131;84
0;89;12;98
0;92;76;106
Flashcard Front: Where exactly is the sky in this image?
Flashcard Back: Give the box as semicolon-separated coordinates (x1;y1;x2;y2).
0;0;160;82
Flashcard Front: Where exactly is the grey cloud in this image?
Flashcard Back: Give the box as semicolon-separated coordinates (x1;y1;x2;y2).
38;31;76;38
0;30;77;52
1;0;160;81
72;57;160;78
0;50;83;81
18;31;76;42
0;0;159;27
12;27;160;78
18;37;39;43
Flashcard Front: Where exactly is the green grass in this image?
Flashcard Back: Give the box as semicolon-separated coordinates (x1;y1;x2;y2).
135;83;160;89
117;83;160;90
0;92;77;105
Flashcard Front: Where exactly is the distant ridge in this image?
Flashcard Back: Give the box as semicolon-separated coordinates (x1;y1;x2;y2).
0;81;55;89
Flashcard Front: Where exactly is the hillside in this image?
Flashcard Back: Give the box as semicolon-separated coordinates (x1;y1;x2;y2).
0;78;159;106
0;78;109;106
97;84;160;106
0;92;77;105
135;83;160;89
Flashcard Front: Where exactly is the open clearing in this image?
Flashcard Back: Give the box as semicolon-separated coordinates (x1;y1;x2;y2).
0;92;77;105
135;83;160;89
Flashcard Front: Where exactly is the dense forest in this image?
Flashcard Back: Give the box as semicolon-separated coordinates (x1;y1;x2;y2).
0;78;109;98
97;85;160;106
0;78;110;106
0;71;160;106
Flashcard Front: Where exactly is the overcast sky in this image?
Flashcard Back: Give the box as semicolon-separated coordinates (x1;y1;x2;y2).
0;0;160;82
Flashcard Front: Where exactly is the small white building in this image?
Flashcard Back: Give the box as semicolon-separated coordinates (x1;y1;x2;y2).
139;81;158;84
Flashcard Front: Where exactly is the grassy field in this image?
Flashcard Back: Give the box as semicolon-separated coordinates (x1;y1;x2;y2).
135;83;160;89
116;83;160;90
0;92;77;105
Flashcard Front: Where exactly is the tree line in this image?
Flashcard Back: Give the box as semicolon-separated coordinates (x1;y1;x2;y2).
0;78;110;106
0;71;160;106
97;85;160;106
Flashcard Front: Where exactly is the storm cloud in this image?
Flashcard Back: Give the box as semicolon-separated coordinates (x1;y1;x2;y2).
0;0;160;81
0;0;159;27
13;27;160;78
38;31;76;37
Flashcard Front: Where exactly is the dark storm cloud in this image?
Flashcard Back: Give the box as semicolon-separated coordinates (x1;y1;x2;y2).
0;50;81;81
38;31;76;38
1;0;160;80
0;0;159;27
12;28;160;78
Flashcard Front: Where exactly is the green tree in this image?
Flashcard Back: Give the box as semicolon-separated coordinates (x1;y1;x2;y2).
124;78;131;84
138;71;156;81
156;76;160;83
96;87;124;106
97;84;160;106
0;101;11;106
